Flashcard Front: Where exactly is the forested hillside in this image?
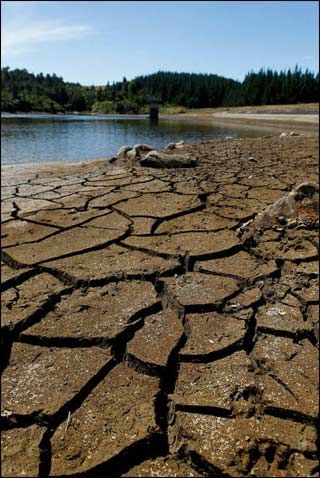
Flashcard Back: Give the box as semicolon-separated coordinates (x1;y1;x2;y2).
1;67;96;113
1;66;319;114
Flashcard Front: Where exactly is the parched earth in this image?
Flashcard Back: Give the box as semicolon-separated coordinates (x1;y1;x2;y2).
1;134;319;477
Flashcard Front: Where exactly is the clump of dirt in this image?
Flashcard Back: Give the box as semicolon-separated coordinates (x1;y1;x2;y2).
238;182;319;240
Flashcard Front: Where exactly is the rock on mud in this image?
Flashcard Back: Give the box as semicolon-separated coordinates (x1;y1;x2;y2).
117;144;154;160
239;181;319;236
140;150;197;168
133;143;154;153
165;140;184;150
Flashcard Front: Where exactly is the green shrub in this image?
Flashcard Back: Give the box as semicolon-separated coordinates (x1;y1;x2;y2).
92;100;115;113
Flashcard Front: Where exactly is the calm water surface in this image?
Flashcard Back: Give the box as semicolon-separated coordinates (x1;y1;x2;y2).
1;113;273;165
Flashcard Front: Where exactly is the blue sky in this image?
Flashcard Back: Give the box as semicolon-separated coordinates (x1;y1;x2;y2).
1;1;319;85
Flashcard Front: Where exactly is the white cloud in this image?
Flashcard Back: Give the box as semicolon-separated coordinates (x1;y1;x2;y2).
1;21;92;56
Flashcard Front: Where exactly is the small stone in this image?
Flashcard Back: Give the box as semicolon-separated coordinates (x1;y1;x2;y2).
277;215;287;225
287;218;297;227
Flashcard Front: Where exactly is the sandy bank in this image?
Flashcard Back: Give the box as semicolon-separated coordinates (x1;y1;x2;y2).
164;112;319;134
162;103;319;134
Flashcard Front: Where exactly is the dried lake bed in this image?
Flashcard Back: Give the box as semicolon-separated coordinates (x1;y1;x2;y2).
1;131;319;477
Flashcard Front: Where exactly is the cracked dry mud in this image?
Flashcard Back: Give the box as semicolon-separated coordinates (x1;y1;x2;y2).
1;135;319;477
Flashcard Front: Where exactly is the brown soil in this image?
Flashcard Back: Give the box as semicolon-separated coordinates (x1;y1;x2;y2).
1;132;319;477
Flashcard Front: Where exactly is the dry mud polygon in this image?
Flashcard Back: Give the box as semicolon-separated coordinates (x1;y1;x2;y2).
1;135;319;477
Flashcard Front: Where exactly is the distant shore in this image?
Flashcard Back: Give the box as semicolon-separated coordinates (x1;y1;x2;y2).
167;113;319;134
162;103;319;134
2;102;319;118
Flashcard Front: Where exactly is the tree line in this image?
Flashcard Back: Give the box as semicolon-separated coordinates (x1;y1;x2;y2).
1;66;318;114
1;67;96;113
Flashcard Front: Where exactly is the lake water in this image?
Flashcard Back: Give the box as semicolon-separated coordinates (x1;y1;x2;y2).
1;113;273;165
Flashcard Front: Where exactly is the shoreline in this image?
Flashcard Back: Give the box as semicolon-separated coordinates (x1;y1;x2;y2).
2;132;318;191
2;111;318;170
2;101;319;119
